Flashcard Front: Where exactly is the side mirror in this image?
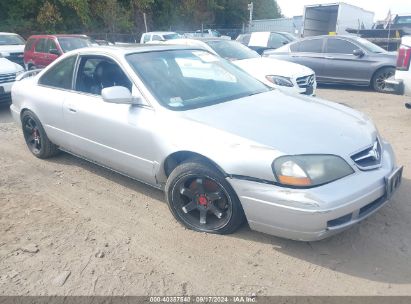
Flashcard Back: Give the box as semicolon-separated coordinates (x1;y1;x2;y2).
49;49;60;56
102;86;141;105
353;49;365;57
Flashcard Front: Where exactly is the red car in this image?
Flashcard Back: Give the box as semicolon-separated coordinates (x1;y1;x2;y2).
24;34;94;70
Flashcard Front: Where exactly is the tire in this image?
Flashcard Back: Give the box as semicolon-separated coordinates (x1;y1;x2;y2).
165;160;245;234
372;67;395;93
21;110;59;159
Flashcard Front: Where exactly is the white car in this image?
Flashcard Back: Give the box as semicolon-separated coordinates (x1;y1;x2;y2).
0;57;24;104
165;38;316;95
140;32;181;44
0;32;25;68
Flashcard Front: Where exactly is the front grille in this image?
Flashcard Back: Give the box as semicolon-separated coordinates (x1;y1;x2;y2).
0;73;16;84
6;52;24;67
296;74;315;88
351;139;382;170
0;93;12;104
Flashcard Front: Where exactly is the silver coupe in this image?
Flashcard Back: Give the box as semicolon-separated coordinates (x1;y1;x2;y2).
11;45;403;241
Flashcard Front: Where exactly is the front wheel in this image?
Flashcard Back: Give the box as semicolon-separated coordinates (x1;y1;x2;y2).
165;160;245;234
372;67;395;93
21;110;59;159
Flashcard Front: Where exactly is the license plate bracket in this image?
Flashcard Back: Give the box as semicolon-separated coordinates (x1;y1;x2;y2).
385;166;403;199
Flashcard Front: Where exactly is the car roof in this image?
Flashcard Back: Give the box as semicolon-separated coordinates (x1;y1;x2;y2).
73;44;205;56
27;34;89;39
143;31;177;35
0;32;21;35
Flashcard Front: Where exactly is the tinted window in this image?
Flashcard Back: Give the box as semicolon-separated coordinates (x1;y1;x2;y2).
35;39;47;53
152;35;162;41
39;56;77;89
25;38;36;51
45;39;59;54
292;39;323;53
163;33;180;40
268;33;290;49
75;56;131;95
57;37;92;52
326;39;357;54
206;40;259;60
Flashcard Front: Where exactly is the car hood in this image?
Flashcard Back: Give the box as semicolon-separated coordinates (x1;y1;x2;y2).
0;58;23;73
0;45;25;53
182;91;377;157
233;57;314;78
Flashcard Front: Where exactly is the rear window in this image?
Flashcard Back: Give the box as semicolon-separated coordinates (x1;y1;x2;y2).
39;55;77;89
236;34;251;45
57;37;93;52
292;39;323;53
25;38;36;51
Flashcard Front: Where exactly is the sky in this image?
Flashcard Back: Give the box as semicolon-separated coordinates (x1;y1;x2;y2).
276;0;411;20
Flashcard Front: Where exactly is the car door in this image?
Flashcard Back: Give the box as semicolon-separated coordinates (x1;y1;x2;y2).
44;38;61;66
62;55;158;185
35;54;78;146
287;38;326;80
322;37;371;84
33;38;47;68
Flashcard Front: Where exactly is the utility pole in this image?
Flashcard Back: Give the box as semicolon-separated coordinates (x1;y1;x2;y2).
248;2;253;33
143;13;148;33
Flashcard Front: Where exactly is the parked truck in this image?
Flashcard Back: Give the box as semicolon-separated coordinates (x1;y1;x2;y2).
302;3;374;37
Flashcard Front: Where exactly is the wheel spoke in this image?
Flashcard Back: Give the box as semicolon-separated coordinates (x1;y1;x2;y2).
182;201;197;214
208;204;224;219
195;178;205;193
199;209;207;225
207;191;223;202
180;186;194;199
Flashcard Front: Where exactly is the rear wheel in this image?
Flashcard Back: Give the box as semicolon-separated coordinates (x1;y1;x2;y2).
372;67;395;93
21;110;59;159
165;160;245;234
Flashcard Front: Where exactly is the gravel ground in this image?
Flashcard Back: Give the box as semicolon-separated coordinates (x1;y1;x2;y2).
0;86;410;296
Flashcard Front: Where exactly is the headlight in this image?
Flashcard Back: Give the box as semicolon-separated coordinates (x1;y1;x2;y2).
265;75;294;87
272;155;354;187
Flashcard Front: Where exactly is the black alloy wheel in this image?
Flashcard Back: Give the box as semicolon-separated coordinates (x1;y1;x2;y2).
166;160;245;234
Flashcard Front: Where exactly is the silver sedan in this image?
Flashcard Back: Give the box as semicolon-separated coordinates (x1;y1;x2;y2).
11;45;403;241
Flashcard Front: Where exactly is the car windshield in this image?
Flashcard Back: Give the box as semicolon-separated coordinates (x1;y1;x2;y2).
57;37;93;52
0;34;25;45
355;37;386;54
163;33;180;40
126;49;269;110
205;40;260;61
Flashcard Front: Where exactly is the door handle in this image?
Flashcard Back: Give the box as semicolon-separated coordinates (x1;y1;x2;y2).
67;104;77;113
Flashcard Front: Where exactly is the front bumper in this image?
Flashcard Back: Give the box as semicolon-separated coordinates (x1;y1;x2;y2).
0;82;13;104
228;142;400;241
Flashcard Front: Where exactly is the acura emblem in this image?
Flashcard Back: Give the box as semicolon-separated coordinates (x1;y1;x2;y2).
354;141;380;162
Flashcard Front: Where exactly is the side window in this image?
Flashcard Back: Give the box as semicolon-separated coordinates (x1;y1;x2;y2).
152;35;162;41
45;39;59;54
268;33;289;49
326;39;358;54
25;38;36;51
38;55;77;89
75;56;132;95
143;34;150;43
35;38;47;53
237;34;251;45
294;39;323;53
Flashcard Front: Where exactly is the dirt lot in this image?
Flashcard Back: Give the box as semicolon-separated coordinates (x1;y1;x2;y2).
0;86;411;296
